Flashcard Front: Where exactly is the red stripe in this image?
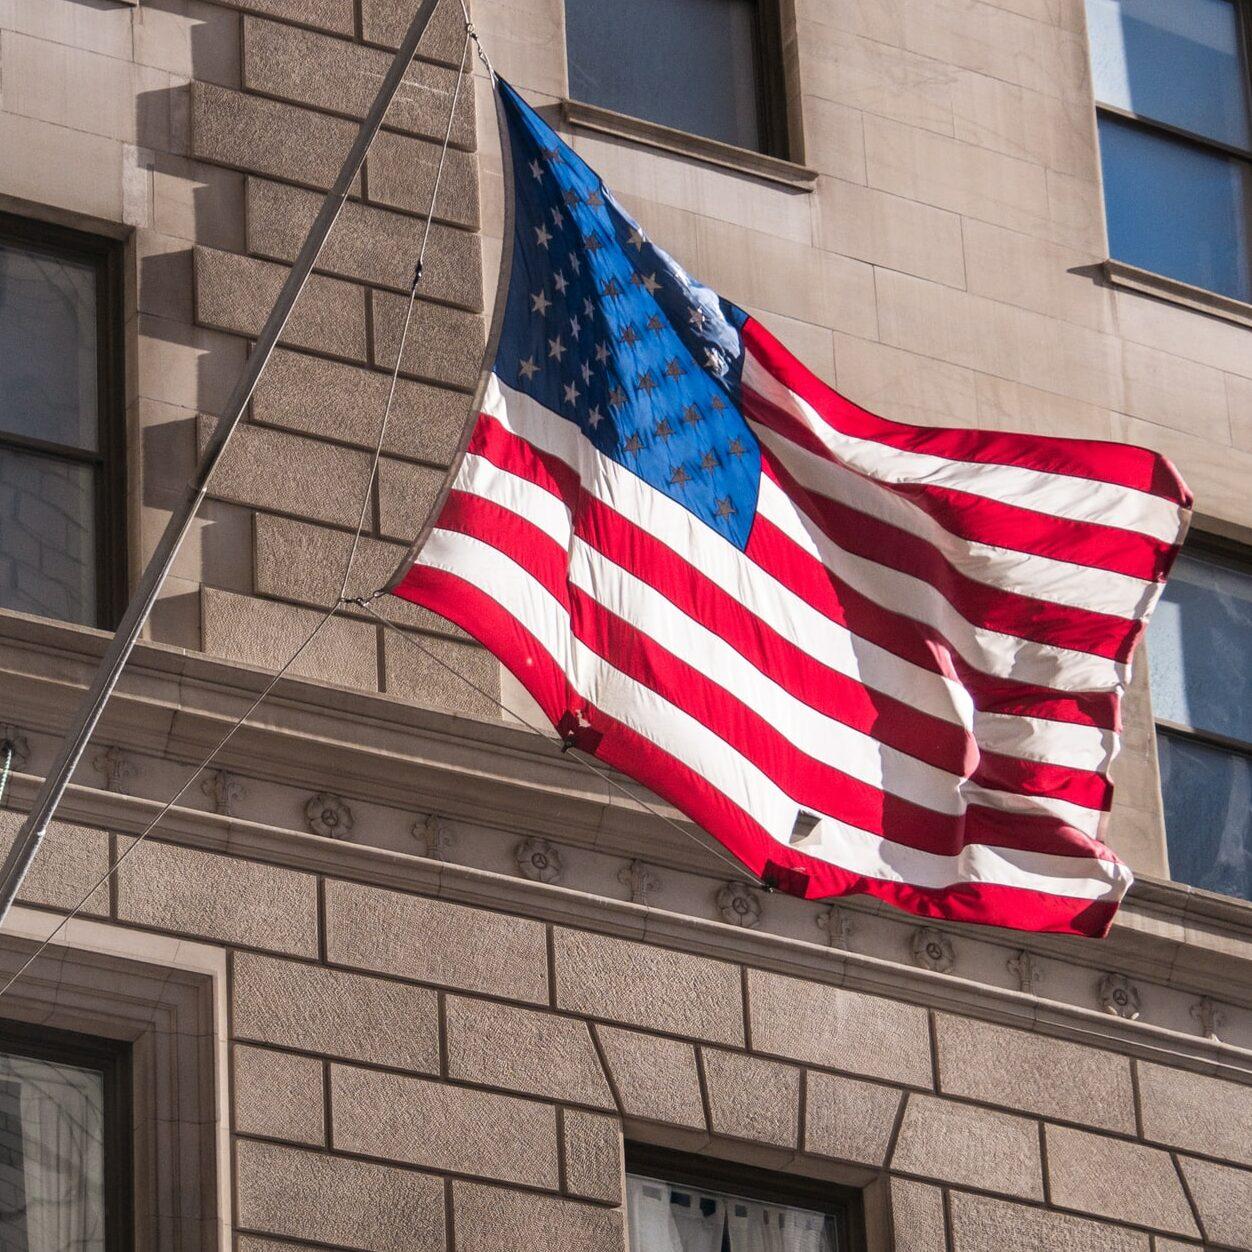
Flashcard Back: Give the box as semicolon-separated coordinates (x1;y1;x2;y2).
414;486;1115;854
744;386;1178;583
759;452;1142;663
390;566;1120;937
744;317;1193;508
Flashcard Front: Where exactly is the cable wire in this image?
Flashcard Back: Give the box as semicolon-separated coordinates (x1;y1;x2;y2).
339;29;474;602
357;600;765;887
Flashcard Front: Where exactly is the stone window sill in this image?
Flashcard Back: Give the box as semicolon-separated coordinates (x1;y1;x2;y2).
1103;259;1252;330
560;99;817;193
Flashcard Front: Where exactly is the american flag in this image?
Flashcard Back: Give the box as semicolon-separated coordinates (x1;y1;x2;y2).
390;79;1192;936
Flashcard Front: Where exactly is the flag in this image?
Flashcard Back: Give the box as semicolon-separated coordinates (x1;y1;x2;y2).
389;79;1192;936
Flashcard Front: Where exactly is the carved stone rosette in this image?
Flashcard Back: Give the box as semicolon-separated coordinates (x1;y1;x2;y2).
618;859;660;906
716;881;762;929
1097;972;1141;1020
911;927;955;973
305;792;354;840
0;725;31;772
516;837;563;884
1007;949;1041;995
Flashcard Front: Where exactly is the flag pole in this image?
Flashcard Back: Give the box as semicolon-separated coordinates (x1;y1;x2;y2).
0;0;446;927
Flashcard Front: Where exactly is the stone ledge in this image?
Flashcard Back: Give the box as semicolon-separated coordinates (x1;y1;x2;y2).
1104;259;1252;332
561;99;818;192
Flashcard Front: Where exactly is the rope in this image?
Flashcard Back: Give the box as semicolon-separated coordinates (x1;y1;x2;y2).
0;743;13;810
339;29;475;602
459;2;496;79
356;600;765;887
0;602;343;1003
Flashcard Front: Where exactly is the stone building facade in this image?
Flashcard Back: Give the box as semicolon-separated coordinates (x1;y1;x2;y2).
0;0;1249;1248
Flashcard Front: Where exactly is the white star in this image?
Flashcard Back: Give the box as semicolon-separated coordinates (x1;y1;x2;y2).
548;335;566;361
535;224;552;248
705;347;725;373
689;307;706;330
583;297;594;318
580;361;592;384
529;159;543;180
531;290;551;316
553;270;569;294
518;356;539;381
569;254;581;275
569;315;581;337
587;406;604;428
595;341;610;364
550;205;564;227
642;273;660;295
564;381;580;405
628;227;646;251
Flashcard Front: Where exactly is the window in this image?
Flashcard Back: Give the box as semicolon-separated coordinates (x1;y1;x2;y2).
565;0;788;156
1085;0;1252;303
0;214;125;629
626;1147;859;1251
1147;544;1252;900
0;1021;131;1251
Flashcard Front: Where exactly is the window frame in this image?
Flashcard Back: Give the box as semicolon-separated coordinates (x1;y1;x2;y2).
0;1017;134;1252
1089;0;1252;299
0;211;128;631
563;0;794;161
625;1142;866;1252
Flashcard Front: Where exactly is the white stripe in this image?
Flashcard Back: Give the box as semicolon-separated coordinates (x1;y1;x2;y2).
454;452;573;547
753;423;1157;620
414;527;1127;900
757;475;1129;693
450;457;1108;833
479;374;1115;768
743;349;1185;545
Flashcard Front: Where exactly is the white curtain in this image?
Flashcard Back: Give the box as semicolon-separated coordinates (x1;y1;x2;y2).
628;1176;726;1252
726;1199;833;1252
0;1055;105;1251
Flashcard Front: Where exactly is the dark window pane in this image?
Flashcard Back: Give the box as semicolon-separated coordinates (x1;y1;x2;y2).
0;1052;106;1251
1097;115;1252;301
1158;730;1252;900
1147;552;1252;744
1086;0;1251;148
0;242;98;451
0;447;97;627
567;0;765;152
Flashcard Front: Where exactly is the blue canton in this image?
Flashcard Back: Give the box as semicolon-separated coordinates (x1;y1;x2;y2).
494;80;761;550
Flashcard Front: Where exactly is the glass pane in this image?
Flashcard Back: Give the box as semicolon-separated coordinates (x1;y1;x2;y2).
567;0;764;152
1086;0;1251;148
1148;552;1252;743
0;448;97;627
1097;115;1252;302
0;1052;106;1251
1158;730;1252;900
627;1174;840;1252
0;241;99;451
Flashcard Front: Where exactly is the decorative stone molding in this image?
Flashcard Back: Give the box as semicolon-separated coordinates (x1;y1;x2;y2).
1098;973;1141;1020
93;745;137;793
200;769;243;817
716;881;762;929
304;792;354;840
516;837;563;884
618;859;660;906
1191;996;1225;1041
815;904;851;949
1007;949;1041;995
0;725;30;772
413;813;455;861
911;927;955;974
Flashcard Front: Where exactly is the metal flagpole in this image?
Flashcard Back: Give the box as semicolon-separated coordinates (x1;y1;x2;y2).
0;0;445;926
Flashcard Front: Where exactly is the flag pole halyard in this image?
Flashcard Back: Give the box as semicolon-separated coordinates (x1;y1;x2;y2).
0;0;445;927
